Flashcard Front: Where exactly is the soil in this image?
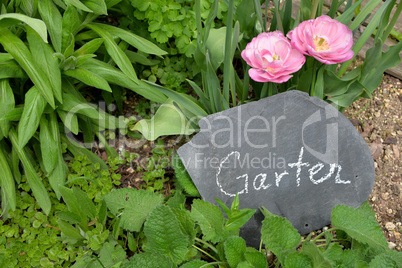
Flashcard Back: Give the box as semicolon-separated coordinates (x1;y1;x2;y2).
344;74;402;251
114;74;401;251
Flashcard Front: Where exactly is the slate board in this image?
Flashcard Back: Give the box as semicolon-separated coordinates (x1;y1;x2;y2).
177;90;375;248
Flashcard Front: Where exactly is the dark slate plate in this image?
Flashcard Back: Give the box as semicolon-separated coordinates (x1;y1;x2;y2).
177;90;375;248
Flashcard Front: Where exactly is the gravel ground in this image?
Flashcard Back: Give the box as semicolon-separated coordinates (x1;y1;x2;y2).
345;74;401;251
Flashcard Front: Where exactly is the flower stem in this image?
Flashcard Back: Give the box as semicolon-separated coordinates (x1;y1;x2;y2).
195;237;219;254
310;60;317;96
312;227;337;242
200;262;227;268
192;245;219;262
311;0;320;19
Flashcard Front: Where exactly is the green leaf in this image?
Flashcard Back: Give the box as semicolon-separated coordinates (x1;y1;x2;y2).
91;23;167;56
225;208;256;231
26;26;62;103
57;219;84;240
40;117;58;174
261;208;301;263
87;24;138;83
323;243;343;265
104;188;164;232
284;252;313;268
64;0;93;13
123;252;173;268
144;205;189;265
0;29;55;107
59;92;103;119
0;145;16;211
59;185;88;228
80;59;166;103
72;187;96;219
9;128;51;215
64;68;112;92
18;87;47;148
62;5;80;53
0;60;25;79
190;199;228;243
302;242;333;268
57;110;79;135
369;253;398;268
38;0;63;52
0;79;15;137
73;38;104;56
173;154;200;196
242;248;268;268
132;99;195;140
331;203;388;252
98;241;126;267
0;53;13;62
180;260;208;268
56;211;81;224
224;236;246;267
81;0;107;15
171;208;196;247
0;13;48;43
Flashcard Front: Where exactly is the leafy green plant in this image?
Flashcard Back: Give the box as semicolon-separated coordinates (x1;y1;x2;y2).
0;0;170;214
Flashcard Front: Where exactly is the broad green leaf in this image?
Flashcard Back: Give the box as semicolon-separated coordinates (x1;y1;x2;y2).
284;252;313;268
0;29;55;107
171;208;196;247
125;50;161;66
81;0;107;15
225;208;256;231
38;0;63;52
0;53;13;62
40;117;58;174
87;24;138;83
243;248;268;267
59;186;88;228
18;87;47;148
9;128;51;215
0;13;48;42
64;0;93;12
98;241;126;267
190;199;228;243
302;242;333;268
47;112;65;199
62;5;80;53
331;203;388;252
73;38;104;56
57;110;79;135
57;219;84;240
123;252;173;268
80;59;166;103
323;243;343;265
132;99;195;140
0;60;25;79
0;145;16;211
144;205;189;265
172;154;200;197
59;92;103;119
261;209;301;263
91;23;167;56
26;26;62;103
104;188;164;232
11;146;21;184
73;187;96;219
180;260;208;268
64;68;112;92
369;254;398;268
224;236;246;267
56;211;81;224
0;79;14;137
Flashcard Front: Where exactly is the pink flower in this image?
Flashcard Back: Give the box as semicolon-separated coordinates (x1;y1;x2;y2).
241;31;306;83
287;15;354;64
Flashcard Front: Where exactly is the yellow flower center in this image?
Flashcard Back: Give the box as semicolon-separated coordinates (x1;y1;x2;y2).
273;54;280;61
313;36;330;52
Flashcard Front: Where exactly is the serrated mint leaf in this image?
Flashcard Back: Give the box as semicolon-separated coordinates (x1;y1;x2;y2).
98;241;126;267
369;253;398;268
179;260;208;268
123;252;173;268
331;203;388;252
323;243;343;265
302;242;333;268
284;252;312;268
383;250;402;267
171;208;196;247
144;205;189;265
237;261;254;268
190;199;228;243
104;188;163;232
338;249;367;267
261;211;301;263
243;249;268;268
224;236;246;267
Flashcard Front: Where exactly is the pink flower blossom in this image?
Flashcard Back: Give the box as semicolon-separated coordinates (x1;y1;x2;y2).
241;31;306;83
287;15;354;64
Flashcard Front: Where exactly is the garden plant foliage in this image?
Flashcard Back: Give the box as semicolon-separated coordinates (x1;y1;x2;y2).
0;0;401;266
